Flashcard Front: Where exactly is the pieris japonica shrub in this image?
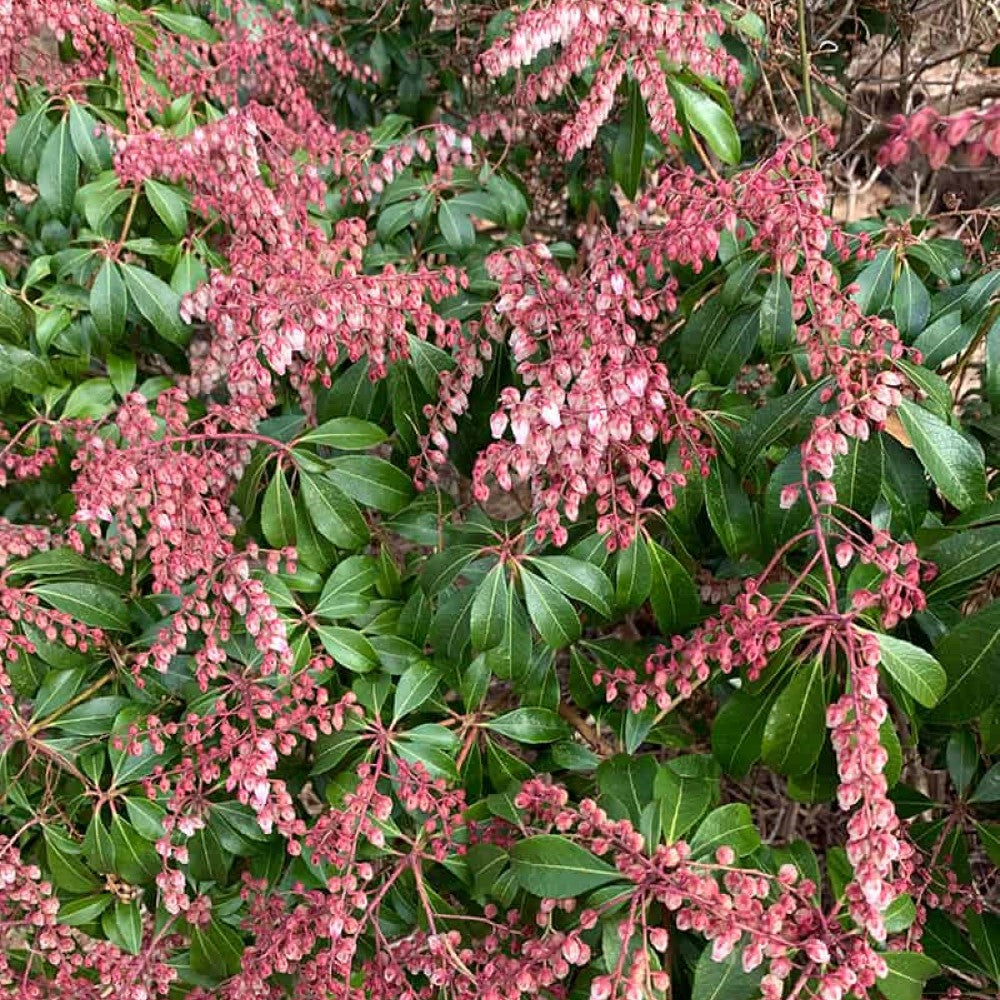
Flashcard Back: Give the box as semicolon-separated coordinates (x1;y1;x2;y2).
1;2;999;999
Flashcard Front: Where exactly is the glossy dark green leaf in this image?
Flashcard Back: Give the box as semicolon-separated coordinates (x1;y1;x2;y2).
68;101;111;173
261;469;296;548
32;581;131;630
689;803;760;859
331;455;413;514
711;687;776;778
300;471;370;548
852;249;894;315
470;562;510;650
144;179;187;237
521;567;580;648
298;417;387;450
120;263;188;345
611;78;646;200
761;657;826;776
932;602;1000;723
912;309;973;368
509;835;619;897
485;707;570;744
897;398;985;510
392;660;442;721
877;952;940;1000
874;632;946;708
691;944;763;1000
758;270;793;355
706;462;755;559
526;555;613;618
37;118;78;219
673;80;740;164
614;537;652;611
314;554;378;619
646;540;699;633
892;262;931;339
438;200;475;251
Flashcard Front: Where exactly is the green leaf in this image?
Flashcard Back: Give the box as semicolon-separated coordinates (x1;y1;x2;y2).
68;101;111;173
438;200;475;251
120;263;188;345
44;827;100;893
873;632;946;708
877;952;940;1000
691;944;763;1000
597;755;658;826
610;541;650;615
470;562;510;650
298;416;387;450
76;172;130;232
852;249;894;315
32;581;131;630
673;80;740;164
926;525;1000;597
647;540;699;633
986;315;1000;410
152;6;221;41
300;471;370;549
759;270;793;355
761;657;826;776
932;602;1000;723
143;178;187;237
970;761;1000;804
191;918;244;980
706;462;755;559
331;455;413;514
5;102;53;181
31;667;85;720
58;893;112;927
170;251;207;297
509;835;620;898
657;766;712;842
52;696;130;736
611;78;646;200
711;688;776;779
314;554;378;619
90;259;128;339
892;262;931;339
735;381;828;473
392;660;442;721
946;729;978;794
37;118;78;219
527;555;613;618
689;803;760;859
520;568;580;648
485;707;571;744
103;900;142;955
897;398;985;510
976;822;1000;867
968;911;1000;985
261;469;296;548
315;625;378;673
63;379;116;421
913;310;973;368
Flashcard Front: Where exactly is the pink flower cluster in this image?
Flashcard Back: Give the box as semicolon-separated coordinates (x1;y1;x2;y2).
478;0;741;157
151;0;373;139
597;583;782;712
464;240;711;548
879;104;1000;170
514;779;892;1000
828;629;914;941
0;0;146;145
